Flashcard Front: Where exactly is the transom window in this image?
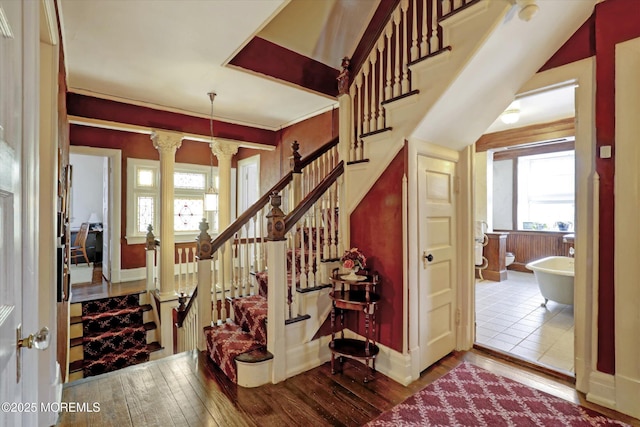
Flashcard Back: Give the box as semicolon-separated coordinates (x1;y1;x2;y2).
126;158;218;242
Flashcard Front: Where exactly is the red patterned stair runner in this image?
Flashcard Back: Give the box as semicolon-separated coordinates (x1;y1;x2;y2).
81;294;149;377
204;294;267;383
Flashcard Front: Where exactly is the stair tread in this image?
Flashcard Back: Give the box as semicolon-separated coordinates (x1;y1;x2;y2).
235;347;273;363
70;337;83;347
147;342;162;353
70;315;83;325
143;321;156;331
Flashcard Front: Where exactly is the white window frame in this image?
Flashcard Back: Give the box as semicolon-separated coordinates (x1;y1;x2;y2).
126;158;229;244
516;150;575;231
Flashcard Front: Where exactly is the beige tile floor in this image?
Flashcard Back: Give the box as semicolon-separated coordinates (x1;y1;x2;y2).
475;270;575;374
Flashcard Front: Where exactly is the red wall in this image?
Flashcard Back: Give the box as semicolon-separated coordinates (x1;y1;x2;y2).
538;0;640;374
349;146;406;352
70;96;338;270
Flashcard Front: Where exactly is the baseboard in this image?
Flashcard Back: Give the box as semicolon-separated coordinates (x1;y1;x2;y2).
285;335;332;378
119;267;146;282
342;329;413;386
615;373;640;419
587;370;616;410
574;355;590;393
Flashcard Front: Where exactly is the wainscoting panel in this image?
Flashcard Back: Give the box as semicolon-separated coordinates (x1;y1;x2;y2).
501;231;573;273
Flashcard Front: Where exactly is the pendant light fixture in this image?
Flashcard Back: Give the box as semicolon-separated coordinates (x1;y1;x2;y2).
204;92;219;213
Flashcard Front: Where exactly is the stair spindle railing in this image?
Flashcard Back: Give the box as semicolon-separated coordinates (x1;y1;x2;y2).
279;161;345;321
348;0;480;162
171;138;342;351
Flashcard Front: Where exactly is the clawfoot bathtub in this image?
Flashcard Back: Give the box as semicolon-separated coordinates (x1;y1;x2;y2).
525;256;574;307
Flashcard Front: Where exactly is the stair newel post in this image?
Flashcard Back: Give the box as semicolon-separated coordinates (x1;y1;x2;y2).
196;218;213;351
338;55;352;224
266;191;287;383
145;225;158;292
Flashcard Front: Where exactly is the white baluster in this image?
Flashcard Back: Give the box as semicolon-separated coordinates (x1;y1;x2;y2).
299;218;307;290
330;184;338;259
411;0;419;61
192;246;197;290
349;84;356;163
369;52;377;132
393;8;401;97
212;250;219;324
323;192;330;259
385;23;393;100
308;208;317;288
314;202;322;286
177;247;183;294
244;223;250;296
219;245;227;320
431;0;440;53
336;175;344;256
401;0;410;94
362;61;370;135
377;38;385;130
421;0;428;56
355;73;363;161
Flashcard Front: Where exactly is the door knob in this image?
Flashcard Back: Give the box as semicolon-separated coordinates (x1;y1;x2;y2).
17;326;50;350
422;252;434;268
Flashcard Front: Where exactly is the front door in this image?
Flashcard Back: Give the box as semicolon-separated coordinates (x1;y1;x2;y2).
417;153;458;371
0;1;37;425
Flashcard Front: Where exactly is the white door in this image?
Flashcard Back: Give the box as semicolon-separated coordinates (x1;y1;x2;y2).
418;154;458;371
0;1;40;425
102;157;110;280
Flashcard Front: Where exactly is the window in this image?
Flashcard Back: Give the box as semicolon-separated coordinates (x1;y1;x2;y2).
126;159;219;243
517;150;575;231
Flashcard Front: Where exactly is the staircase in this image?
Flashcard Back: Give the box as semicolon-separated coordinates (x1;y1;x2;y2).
68;292;162;381
172;0;598;388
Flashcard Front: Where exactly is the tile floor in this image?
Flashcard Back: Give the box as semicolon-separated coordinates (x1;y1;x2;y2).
475;270;575;374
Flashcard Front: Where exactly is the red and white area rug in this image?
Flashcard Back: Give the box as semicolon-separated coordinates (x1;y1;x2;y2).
367;362;629;426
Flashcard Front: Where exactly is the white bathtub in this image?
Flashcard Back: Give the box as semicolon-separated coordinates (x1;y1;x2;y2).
525;256;574;306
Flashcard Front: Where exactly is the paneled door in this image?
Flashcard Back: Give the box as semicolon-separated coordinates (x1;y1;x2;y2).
417;153;458;371
0;1;40;425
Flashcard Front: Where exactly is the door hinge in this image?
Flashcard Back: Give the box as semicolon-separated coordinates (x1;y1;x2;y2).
455;308;461;325
454;176;460;194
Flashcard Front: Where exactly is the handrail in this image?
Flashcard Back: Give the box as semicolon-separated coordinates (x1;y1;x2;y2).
211;171;293;253
284;161;344;233
298;136;339;170
175;287;198;328
210;136;340;253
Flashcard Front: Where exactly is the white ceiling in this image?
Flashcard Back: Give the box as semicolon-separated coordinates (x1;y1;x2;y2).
59;0;376;131
484;84;576;134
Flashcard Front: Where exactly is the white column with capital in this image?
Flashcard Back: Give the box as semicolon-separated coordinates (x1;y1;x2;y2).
212;140;238;295
151;130;182;297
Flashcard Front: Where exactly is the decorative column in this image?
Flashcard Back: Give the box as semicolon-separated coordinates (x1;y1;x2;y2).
151;130;182;297
211;140;238;230
211;140;238;292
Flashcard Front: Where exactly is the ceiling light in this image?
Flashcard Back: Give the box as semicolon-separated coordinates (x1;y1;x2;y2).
500;108;520;124
204;92;218;213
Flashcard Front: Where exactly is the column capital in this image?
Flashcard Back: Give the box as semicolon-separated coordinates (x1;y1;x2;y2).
151;130;182;154
211;140;239;160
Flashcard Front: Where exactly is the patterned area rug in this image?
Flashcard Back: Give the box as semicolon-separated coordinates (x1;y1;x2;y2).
367;362;629;426
81;294;149;377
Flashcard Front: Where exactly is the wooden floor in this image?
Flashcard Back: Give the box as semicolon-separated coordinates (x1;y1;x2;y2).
69;264;146;303
57;349;640;427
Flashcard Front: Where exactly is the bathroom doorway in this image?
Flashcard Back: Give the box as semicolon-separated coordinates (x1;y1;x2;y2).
473;84;578;376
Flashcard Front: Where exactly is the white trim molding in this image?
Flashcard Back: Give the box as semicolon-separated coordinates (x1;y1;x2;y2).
614;37;640;420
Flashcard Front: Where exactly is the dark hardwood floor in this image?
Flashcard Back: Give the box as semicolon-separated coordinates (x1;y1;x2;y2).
57;349;640;427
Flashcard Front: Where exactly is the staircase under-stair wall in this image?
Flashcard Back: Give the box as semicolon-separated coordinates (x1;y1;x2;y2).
68;291;162;381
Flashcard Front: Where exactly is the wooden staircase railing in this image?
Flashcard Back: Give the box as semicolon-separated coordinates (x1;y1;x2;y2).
348;0;480;162
171;137;340;352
